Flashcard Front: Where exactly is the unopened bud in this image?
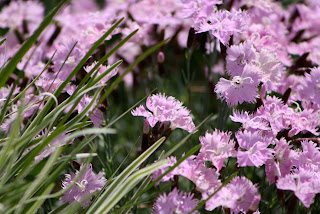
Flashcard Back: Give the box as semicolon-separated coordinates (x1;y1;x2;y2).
157;52;165;63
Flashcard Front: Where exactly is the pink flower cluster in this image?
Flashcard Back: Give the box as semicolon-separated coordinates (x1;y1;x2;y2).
132;93;196;133
152;129;262;213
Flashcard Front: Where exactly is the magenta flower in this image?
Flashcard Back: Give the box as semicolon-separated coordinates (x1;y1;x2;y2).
131;93;196;133
197;129;236;171
301;67;320;105
276;165;320;208
288;108;320;137
78;95;104;127
0;0;44;34
76;11;118;46
17;48;47;78
35;77;64;94
236;130;273;167
129;0;180;26
196;9;247;45
84;61;118;85
205;176;260;213
52;40;85;81
226;41;257;77
178;155;221;195
153;188;199;214
265;138;297;184
230;110;270;131
215;64;262;106
179;0;222;22
295;140;320;167
256;49;283;83
255;96;294;136
34;132;72;162
61;164;106;208
151;156;179;185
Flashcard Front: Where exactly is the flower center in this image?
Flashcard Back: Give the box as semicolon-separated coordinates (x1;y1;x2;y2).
65;56;76;65
238;52;246;65
248;145;257;154
231;76;243;87
76;179;88;192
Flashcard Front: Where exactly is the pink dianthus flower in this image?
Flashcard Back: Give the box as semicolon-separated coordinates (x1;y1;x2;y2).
61;163;106;208
236;130;273;167
215;64;262;106
178;155;221;195
52;40;85;81
276;164;320;208
301;67;320;106
205;176;260;213
153;188;199;214
151;156;178;185
230;110;270;131
84;61;118;85
295;140;320;167
131;93;196;133
196;9;247;46
226;41;257;77
265;138;297;184
255;96;294;136
78;95;104;127
197;129;236;171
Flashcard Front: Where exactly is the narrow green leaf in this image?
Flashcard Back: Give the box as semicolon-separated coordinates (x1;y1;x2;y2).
121;144;202;213
87;137;166;214
15;145;64;213
163;114;213;158
26;17;124;131
14;87;103;179
8;50;56;105
67;121;92;132
98;38;170;105
119;115;213;213
0;82;16;125
190;170;239;213
63;87;103;128
94;160;168;214
0;38;6;46
24;183;55;214
18;84;103;149
0;93;25;181
64;128;116;142
89;60;122;86
65;17;124;96
48;203;69;214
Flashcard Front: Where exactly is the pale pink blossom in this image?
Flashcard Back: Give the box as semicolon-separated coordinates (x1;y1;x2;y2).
131;93;196;133
153;188;199;214
236;130;273;167
61;164;106;208
215;64;262;106
276;164;320;208
198;129;236;171
178;155;221;195
151;156;178;185
205;176;261;213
